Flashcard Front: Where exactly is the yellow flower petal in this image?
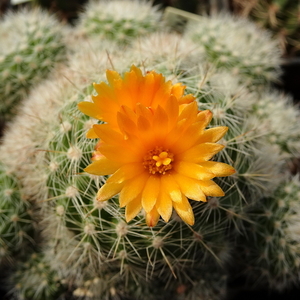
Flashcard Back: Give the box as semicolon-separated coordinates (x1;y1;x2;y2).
199;161;236;177
165;95;179;129
77;102;101;120
196;110;213;125
173;195;195;225
151;81;172;108
86;127;99;139
106;163;144;184
178;101;198;123
156;191;173;223
96;181;124;201
106;69;122;87
178;94;195;105
84;157;121;176
120;105;137;123
171;82;185;99
99;144;140;163
119;173;149;207
125;196;142;222
136;103;153;122
173;173;207;202
177;143;224;162
198;180;225;197
174;161;215;180
93;81;114;99
197;126;228;144
146;207;160;227
142;175;160;213
169;122;204;153
137;115;151;132
160;174;182;203
92;124;124;145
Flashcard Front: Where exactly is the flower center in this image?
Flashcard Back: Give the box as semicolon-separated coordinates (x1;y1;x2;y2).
143;147;174;175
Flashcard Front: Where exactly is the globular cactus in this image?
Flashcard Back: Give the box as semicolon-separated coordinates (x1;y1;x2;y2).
0;8;66;120
7;252;67;300
251;90;300;158
42;65;233;300
234;175;300;291
76;0;162;44
184;13;282;87
231;0;300;55
129;31;205;77
0;162;34;266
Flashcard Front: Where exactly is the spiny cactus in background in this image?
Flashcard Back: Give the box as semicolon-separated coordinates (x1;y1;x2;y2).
0;8;66;120
130;31;204;76
234;176;300;291
7;252;67;300
184;13;282;87
231;0;300;56
0;162;34;266
76;0;162;44
251;90;300;158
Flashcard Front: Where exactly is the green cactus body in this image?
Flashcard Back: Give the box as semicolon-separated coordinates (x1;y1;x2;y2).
77;0;162;44
8;252;66;300
0;8;66;120
184;14;282;87
251;90;300;157
40;61;293;299
43;90;229;299
234;176;300;290
0;163;34;265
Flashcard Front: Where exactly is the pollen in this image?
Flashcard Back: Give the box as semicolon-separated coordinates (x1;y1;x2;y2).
143;147;174;175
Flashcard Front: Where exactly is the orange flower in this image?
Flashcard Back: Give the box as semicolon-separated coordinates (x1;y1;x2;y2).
83;94;235;226
78;65;195;138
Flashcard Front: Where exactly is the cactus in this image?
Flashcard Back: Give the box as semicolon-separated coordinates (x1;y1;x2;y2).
251;90;300;158
41;68;232;299
233;175;300;291
0;8;66;120
184;13;282;87
0;162;34;267
76;0;162;44
0;8;300;300
6;251;67;300
231;0;300;56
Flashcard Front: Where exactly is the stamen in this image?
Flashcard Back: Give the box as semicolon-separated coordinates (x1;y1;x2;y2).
143;147;174;175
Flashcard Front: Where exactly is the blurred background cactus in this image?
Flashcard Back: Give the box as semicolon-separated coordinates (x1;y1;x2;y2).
184;13;282;87
0;162;34;266
0;1;300;300
0;8;66;121
76;0;162;44
231;0;300;57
